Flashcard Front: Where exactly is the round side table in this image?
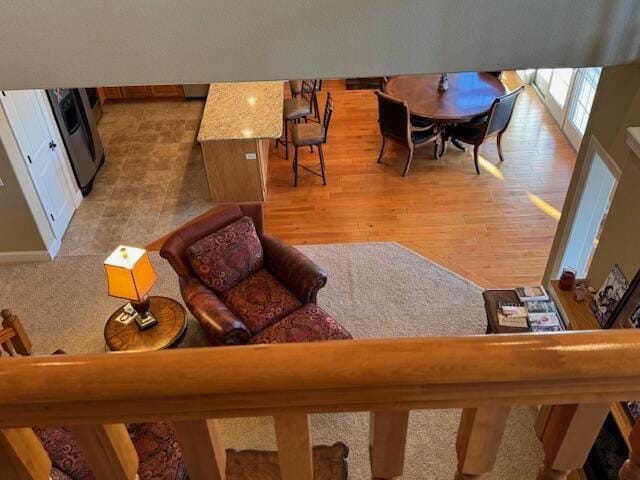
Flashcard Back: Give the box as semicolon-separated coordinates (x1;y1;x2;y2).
104;296;187;352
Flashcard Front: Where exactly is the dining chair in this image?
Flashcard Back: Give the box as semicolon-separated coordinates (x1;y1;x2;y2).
447;86;524;174
374;90;440;177
290;93;333;186
277;80;318;160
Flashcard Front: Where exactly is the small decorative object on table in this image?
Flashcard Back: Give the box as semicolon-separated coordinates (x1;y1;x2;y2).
590;264;629;328
438;73;449;92
559;267;577;291
574;280;587;302
104;245;159;330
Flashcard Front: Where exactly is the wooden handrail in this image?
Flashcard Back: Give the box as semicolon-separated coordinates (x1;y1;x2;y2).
1;330;640;427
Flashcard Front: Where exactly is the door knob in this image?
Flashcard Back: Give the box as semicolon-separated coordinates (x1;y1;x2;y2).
49;141;57;151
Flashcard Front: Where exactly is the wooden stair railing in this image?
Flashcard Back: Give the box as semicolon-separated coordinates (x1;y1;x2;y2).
1;330;640;479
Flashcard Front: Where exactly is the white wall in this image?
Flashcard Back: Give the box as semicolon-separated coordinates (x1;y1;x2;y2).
1;0;639;89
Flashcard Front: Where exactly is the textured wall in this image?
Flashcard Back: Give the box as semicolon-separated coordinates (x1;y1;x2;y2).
1;0;639;89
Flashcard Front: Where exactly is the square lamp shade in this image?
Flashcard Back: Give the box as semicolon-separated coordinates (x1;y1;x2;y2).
104;245;157;302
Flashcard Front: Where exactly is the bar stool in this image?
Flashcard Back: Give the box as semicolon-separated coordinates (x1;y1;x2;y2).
277;80;317;160
290;93;333;186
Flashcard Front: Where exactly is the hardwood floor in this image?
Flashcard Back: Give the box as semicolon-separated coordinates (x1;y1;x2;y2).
263;72;576;288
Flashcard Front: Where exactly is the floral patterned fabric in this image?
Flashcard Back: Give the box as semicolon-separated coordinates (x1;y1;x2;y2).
248;304;352;344
36;423;187;480
51;467;75;480
186;216;263;293
221;269;302;335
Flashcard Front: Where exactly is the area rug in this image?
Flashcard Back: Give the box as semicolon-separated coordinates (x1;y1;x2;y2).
0;242;543;479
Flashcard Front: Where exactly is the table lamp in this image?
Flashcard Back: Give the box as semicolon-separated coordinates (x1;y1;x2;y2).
104;245;158;330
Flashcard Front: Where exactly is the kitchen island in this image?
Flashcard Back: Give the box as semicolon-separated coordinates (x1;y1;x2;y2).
197;81;283;203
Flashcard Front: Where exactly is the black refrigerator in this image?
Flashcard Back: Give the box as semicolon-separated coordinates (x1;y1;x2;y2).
47;88;105;196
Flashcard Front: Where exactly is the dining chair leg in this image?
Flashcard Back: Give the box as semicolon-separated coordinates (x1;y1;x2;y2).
318;144;327;185
293;146;299;186
434;140;440;160
402;146;414;177
284;121;289;160
377;136;387;164
310;145;314;153
473;145;481;174
497;133;505;162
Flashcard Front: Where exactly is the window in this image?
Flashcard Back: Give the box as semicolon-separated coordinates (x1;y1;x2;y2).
567;67;601;136
548;68;574;109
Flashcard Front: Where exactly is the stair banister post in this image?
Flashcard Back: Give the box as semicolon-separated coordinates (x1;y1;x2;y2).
70;423;139;480
369;410;410;479
173;418;226;480
1;309;32;355
536;403;610;480
0;427;52;479
619;418;640;480
274;414;314;480
454;406;511;479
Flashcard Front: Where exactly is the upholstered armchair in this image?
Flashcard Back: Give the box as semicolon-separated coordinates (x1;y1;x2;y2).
160;203;351;346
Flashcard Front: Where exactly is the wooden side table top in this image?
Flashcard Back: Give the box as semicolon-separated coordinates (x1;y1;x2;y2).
104;296;187;352
483;289;531;334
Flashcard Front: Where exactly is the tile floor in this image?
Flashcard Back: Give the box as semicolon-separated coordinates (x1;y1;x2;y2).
58;99;211;256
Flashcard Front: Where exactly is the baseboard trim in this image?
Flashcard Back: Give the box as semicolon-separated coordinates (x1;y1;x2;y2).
0;250;53;263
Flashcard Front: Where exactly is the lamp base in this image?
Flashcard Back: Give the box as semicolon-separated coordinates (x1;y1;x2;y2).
131;296;158;330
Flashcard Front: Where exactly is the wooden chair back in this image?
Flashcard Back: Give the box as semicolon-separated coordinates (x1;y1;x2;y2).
484;86;524;138
374;90;411;146
0;309;32;357
300;80;318;109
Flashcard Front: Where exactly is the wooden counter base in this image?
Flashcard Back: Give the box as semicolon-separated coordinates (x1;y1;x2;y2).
201;138;270;203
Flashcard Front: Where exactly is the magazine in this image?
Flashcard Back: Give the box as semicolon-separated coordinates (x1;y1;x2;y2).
515;285;549;302
528;312;563;332
525;300;557;314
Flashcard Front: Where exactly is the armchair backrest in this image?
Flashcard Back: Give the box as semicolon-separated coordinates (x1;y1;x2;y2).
160;203;265;281
374;90;411;146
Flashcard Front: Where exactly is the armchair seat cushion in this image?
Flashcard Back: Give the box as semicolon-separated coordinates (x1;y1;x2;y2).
248;304;352;344
36;423;187;480
221;269;301;335
185;216;263;293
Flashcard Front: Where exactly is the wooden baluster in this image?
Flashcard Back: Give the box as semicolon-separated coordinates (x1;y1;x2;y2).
369;410;410;479
454;406;511;479
620;418;640;479
536;403;610;480
273;414;313;480
0;427;52;479
70;424;139;480
2;339;18;356
173;419;226;480
1;309;32;355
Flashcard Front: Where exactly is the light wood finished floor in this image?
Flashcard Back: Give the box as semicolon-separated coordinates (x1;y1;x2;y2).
264;72;576;288
87;72;575;289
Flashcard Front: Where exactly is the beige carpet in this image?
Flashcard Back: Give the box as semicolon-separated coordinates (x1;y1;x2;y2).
0;242;542;479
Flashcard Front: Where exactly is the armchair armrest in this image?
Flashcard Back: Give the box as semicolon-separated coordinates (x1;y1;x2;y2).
181;278;250;345
261;235;327;304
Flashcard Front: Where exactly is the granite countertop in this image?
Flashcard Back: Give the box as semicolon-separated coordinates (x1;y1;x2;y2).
197;81;283;142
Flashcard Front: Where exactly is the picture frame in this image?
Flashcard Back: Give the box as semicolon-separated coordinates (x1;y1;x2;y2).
590;264;629;328
606;267;640;423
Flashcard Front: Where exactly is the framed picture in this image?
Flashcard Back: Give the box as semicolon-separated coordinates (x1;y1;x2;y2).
590;264;629;328
607;268;640;423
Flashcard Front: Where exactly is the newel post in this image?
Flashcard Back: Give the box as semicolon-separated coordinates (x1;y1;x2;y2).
619;419;640;480
536;403;610;480
454;406;511;479
1;309;32;355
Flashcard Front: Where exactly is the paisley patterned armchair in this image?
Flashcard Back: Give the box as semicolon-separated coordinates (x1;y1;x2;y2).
160;204;351;346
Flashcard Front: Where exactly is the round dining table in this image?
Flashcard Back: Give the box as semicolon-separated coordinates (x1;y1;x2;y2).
385;72;507;123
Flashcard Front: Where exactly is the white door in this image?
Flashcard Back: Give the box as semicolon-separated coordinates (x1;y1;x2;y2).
0;90;76;239
559;142;618;278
